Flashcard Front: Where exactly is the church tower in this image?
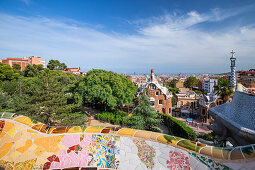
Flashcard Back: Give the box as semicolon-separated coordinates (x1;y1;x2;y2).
230;50;237;91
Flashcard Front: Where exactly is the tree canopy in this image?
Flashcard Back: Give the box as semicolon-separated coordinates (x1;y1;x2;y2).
0;65;86;126
47;59;67;70
0;64;20;81
126;90;161;131
72;69;138;110
214;78;234;103
184;77;199;88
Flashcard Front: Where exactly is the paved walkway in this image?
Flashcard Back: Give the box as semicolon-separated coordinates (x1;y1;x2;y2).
174;117;212;134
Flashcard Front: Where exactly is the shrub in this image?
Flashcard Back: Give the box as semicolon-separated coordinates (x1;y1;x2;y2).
161;113;196;141
197;132;215;141
96;109;128;125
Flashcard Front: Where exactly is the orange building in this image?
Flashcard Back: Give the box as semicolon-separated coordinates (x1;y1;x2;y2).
0;56;46;70
138;69;173;115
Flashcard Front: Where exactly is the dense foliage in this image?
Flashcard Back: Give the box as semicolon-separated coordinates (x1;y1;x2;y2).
72;69;138;111
214;78;234;103
169;87;180;94
0;64;86;126
197;132;215;141
47;59;67;70
0;63;20;81
97;110;128;125
161;113;196;141
126;90;161;131
184;77;199;88
163;79;178;88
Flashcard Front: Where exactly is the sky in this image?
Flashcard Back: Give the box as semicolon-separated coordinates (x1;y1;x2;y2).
0;0;255;74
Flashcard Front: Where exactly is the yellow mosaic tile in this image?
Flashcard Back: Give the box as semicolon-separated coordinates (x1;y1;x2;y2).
0;160;14;170
116;128;132;136
27;129;37;133
16;139;32;153
13;116;27;125
67;126;82;133
13;131;24;142
150;132;161;140
200;146;213;157
85;126;101;133
212;147;224;159
0;134;14;147
7;128;16;137
35;147;45;156
0;142;15;159
14;158;37;170
57;141;67;150
156;135;168;144
34;137;51;152
49;136;63;152
134;130;151;139
3;121;14;132
0;131;6;137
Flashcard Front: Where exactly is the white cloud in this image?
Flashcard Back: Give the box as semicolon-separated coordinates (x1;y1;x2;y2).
0;9;254;74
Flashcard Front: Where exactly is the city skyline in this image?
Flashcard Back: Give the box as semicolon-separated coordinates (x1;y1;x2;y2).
0;0;255;74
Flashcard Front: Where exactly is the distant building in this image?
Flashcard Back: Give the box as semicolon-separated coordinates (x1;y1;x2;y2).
202;79;218;93
237;69;255;92
66;68;81;75
173;91;199;112
174;80;184;88
198;80;203;91
138;69;173;115
0;56;46;70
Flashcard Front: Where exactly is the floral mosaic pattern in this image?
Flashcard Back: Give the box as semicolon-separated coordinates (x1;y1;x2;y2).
166;151;190;170
133;138;156;169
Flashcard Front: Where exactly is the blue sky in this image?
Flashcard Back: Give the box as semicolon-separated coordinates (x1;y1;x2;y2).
0;0;255;74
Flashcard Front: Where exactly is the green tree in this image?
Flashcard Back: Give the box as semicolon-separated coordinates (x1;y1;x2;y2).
12;63;21;72
169;87;180;94
126;90;161;131
0;64;19;81
0;92;14;110
24;65;37;77
163;79;178;88
0;68;83;126
184;77;199;88
73;69;138;111
23;64;45;77
47;59;67;70
214;78;234;103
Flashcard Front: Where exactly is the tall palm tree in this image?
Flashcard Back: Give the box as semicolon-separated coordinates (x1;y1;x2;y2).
214;78;234;103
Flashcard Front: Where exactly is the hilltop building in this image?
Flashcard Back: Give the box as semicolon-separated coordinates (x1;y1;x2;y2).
63;67;81;75
0;56;46;70
138;69;173;115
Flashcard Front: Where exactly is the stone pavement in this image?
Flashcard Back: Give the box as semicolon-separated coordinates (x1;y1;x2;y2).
174;117;212;134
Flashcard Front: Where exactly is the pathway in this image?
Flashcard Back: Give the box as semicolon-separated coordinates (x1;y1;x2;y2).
174;117;212;134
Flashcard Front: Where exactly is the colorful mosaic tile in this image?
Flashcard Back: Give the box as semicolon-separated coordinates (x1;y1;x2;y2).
1;113;254;170
133;138;156;169
190;152;229;170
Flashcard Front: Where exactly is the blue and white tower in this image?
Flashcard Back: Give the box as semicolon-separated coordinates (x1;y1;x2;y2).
230;50;237;91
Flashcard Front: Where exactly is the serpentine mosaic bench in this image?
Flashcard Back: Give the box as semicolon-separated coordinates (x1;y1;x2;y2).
0;112;255;170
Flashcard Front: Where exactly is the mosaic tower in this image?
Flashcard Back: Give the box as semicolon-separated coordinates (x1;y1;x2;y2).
230;50;237;91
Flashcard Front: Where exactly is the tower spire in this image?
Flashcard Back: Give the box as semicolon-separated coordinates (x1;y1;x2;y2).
230;50;237;91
